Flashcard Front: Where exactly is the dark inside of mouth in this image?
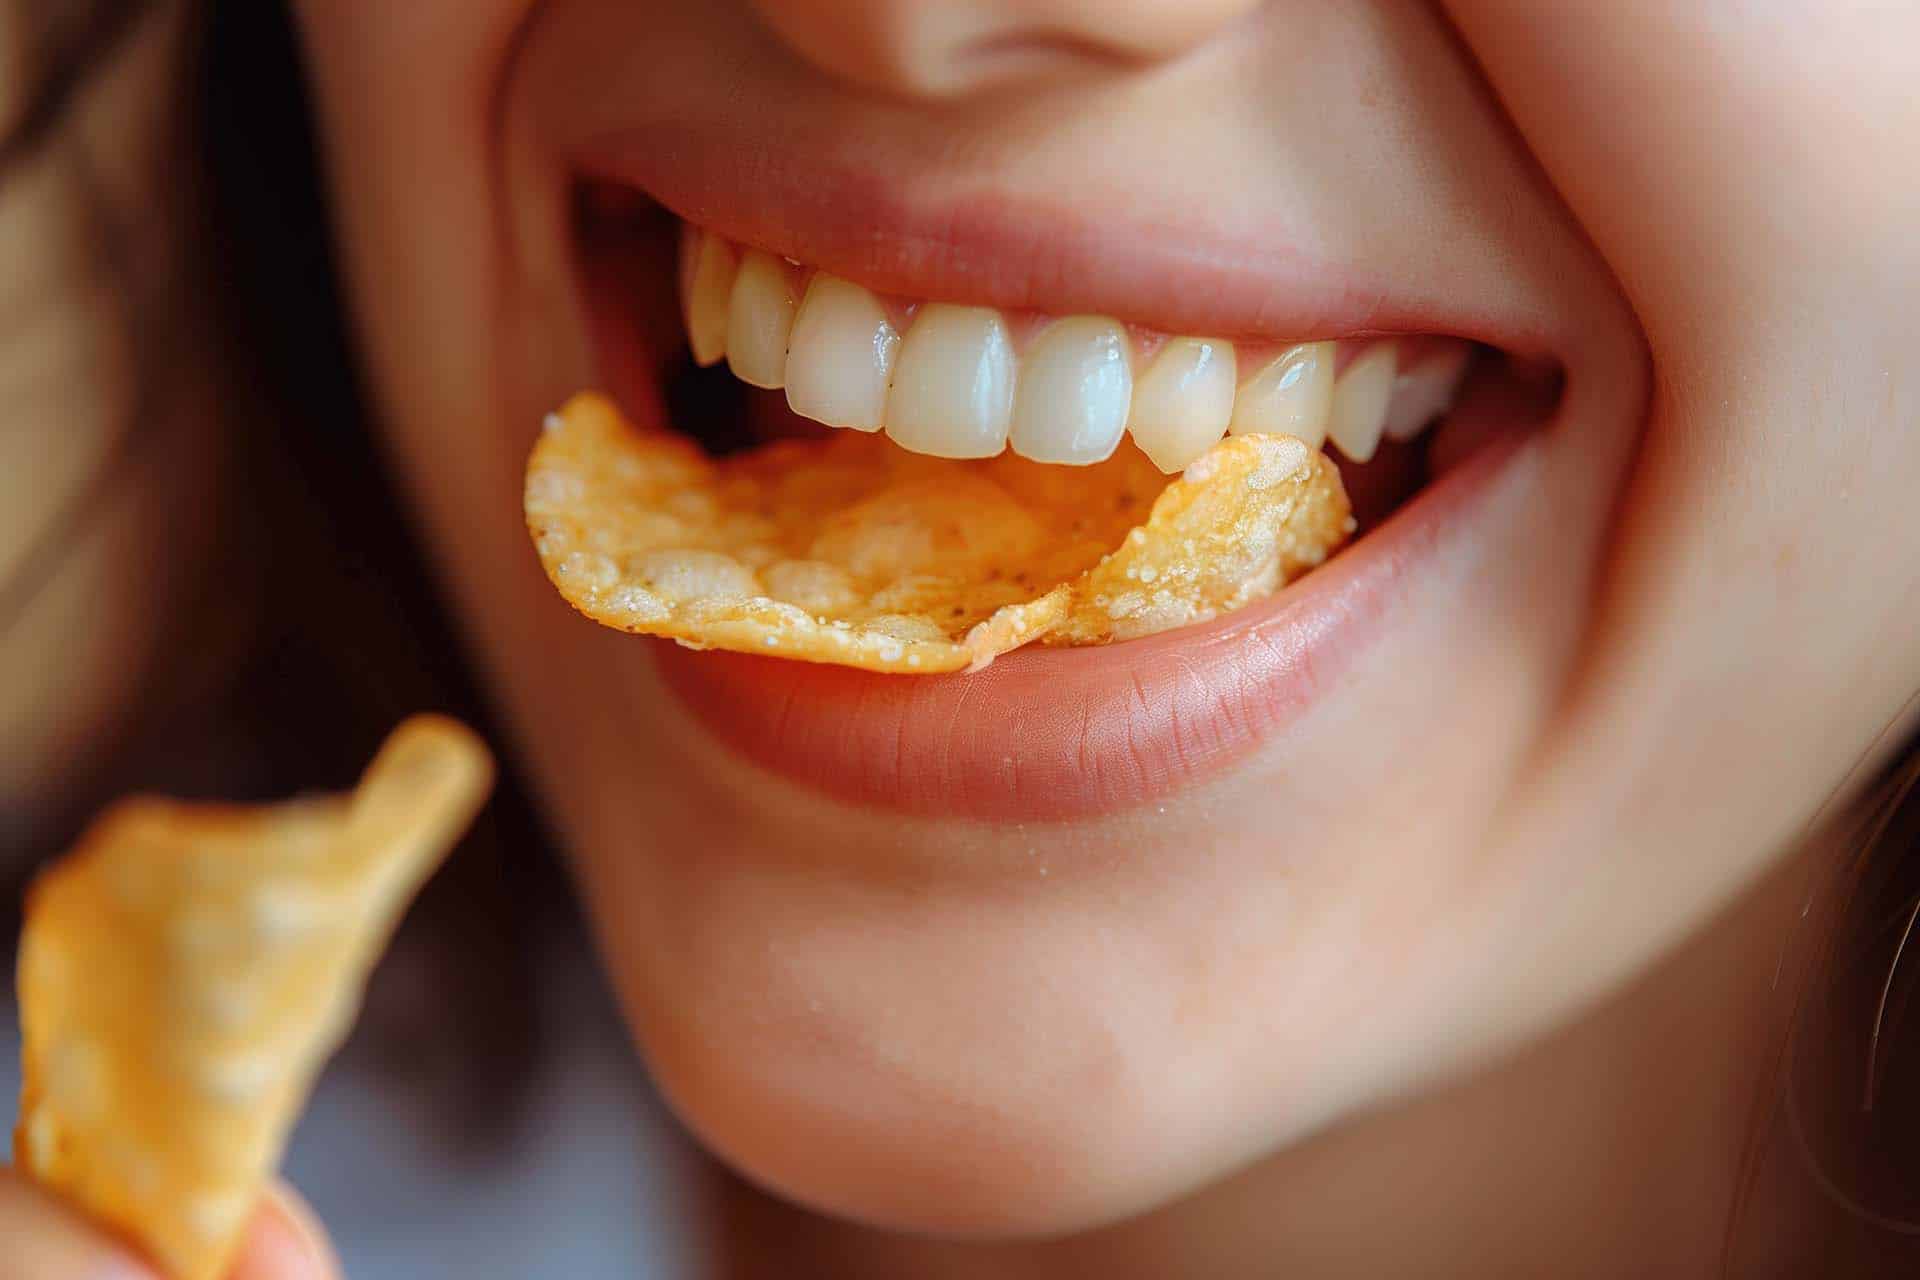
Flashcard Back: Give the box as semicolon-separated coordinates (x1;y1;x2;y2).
572;180;1556;544
665;358;838;457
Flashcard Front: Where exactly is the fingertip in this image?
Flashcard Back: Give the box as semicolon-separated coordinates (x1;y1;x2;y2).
0;1167;158;1280
225;1183;341;1280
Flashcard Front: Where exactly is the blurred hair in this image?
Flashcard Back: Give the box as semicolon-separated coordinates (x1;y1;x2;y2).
1728;723;1920;1273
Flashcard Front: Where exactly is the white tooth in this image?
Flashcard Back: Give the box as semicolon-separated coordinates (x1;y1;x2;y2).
681;227;737;367
1326;344;1397;463
1228;341;1333;450
1126;337;1236;473
785;274;899;432
885;304;1015;459
725;250;800;389
1010;317;1132;465
1383;343;1472;442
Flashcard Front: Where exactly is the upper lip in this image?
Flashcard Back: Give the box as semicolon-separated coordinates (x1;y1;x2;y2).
574;121;1552;359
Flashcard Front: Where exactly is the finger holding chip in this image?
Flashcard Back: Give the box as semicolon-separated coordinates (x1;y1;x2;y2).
223;1182;341;1280
12;716;491;1280
0;1169;339;1280
0;1164;161;1279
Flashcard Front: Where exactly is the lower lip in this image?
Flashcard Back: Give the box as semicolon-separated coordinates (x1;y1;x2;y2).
654;430;1527;823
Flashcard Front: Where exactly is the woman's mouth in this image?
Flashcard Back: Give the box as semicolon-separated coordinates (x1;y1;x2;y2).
528;173;1562;820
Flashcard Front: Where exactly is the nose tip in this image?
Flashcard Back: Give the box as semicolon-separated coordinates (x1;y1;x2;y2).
748;0;1261;99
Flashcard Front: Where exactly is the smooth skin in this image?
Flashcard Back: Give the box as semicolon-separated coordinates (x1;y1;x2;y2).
0;1171;339;1280
10;2;1917;1274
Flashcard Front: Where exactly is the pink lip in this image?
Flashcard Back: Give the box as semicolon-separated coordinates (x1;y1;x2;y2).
655;430;1524;822
574;124;1553;356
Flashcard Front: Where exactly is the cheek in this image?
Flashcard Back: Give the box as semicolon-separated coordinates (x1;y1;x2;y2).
288;0;603;756
290;0;563;436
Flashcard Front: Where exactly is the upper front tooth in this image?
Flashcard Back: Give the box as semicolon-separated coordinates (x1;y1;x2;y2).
1010;317;1132;465
785;274;899;432
677;221;1472;470
1326;344;1398;463
1126;337;1236;473
1383;343;1473;442
726;250;801;389
1229;341;1334;450
681;228;737;367
885;304;1016;459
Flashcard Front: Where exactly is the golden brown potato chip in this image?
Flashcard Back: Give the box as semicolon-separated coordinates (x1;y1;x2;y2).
525;393;1352;672
14;716;493;1280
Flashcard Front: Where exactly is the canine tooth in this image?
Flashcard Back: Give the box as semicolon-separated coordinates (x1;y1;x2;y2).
785;274;899;432
1229;342;1333;450
1326;344;1398;463
726;250;800;389
680;227;737;367
1126;337;1236;473
886;304;1016;459
1383;342;1473;442
1010;317;1132;465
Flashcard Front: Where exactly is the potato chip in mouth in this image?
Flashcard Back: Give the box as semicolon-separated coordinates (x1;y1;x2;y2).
531;195;1506;674
524;392;1354;674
